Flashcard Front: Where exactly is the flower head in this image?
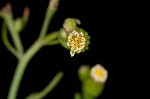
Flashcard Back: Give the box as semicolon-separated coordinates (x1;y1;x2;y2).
90;64;108;83
63;18;80;32
66;28;90;57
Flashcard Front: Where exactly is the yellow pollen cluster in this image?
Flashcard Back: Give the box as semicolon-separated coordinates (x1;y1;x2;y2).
95;68;105;78
67;31;86;57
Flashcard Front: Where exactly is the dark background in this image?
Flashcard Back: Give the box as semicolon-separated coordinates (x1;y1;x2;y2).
0;0;134;99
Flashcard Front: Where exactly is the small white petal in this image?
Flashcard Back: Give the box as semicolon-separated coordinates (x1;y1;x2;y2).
80;32;84;36
70;50;75;57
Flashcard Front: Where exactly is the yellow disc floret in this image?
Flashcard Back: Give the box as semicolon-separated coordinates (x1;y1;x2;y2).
67;30;86;57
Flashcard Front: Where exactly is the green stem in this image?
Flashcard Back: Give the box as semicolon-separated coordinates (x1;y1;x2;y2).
83;93;93;99
82;85;93;99
2;22;19;59
39;0;58;40
74;92;82;99
7;1;60;99
32;72;63;99
0;12;3;18
45;40;59;45
7;40;43;99
43;31;59;46
5;14;24;58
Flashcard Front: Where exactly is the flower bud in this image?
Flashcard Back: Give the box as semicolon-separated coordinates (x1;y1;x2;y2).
78;65;90;82
63;18;80;32
82;64;108;98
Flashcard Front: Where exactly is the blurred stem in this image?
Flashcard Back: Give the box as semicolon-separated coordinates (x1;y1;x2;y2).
83;93;93;99
5;14;24;59
7;40;43;99
22;7;30;30
39;0;59;40
82;85;93;99
31;72;63;99
0;12;3;17
2;22;19;59
74;92;82;99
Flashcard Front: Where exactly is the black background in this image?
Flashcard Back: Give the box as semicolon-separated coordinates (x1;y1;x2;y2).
0;0;134;99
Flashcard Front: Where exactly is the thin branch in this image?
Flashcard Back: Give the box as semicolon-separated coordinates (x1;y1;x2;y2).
38;0;59;39
1;22;19;59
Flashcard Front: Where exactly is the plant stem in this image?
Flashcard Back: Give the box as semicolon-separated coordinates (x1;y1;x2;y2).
82;84;93;99
32;72;63;99
7;40;43;99
5;14;24;58
38;0;58;40
43;31;59;45
7;1;60;99
2;22;19;59
45;40;59;45
83;93;93;99
74;92;82;99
